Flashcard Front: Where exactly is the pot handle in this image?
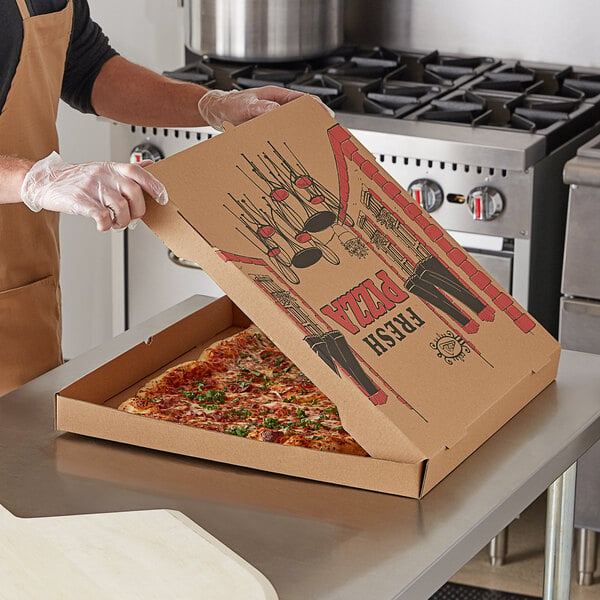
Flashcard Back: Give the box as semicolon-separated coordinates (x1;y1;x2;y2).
167;250;203;270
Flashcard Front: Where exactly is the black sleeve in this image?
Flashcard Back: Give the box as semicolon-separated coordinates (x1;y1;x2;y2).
61;0;119;114
0;1;23;114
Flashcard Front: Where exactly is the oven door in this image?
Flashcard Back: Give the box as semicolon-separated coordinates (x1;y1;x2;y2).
559;296;600;354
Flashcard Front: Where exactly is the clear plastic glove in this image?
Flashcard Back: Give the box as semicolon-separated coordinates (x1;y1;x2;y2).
197;86;334;132
20;151;168;232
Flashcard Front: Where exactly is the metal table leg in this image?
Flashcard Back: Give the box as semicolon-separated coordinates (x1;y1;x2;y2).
577;528;597;586
543;462;577;600
490;528;509;566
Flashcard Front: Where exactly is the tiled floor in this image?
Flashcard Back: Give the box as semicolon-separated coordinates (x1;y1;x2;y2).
432;582;540;599
448;494;599;599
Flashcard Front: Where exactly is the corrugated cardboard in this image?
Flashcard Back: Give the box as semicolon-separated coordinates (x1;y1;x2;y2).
56;96;560;497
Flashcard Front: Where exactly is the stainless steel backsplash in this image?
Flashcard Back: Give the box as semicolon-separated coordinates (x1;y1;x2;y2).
344;0;600;67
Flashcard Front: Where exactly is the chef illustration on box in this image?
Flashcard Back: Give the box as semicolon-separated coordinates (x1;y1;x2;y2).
0;0;318;397
219;121;537;418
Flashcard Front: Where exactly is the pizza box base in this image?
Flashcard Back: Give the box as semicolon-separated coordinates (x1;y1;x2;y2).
55;295;558;499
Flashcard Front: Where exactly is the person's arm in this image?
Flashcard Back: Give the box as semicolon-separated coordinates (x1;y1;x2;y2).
29;0;313;232
90;55;208;127
9;1;324;231
90;55;310;130
0;156;33;205
0;153;167;231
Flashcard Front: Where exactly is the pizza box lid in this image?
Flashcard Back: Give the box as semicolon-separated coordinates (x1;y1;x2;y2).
141;96;560;486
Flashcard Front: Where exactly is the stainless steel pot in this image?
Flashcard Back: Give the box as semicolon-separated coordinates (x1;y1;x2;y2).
185;0;343;62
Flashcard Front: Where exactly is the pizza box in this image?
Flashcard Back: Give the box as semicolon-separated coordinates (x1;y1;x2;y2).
56;96;560;498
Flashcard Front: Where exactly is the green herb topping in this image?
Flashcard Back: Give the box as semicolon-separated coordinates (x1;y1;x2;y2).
225;425;251;437
181;388;226;404
229;407;252;419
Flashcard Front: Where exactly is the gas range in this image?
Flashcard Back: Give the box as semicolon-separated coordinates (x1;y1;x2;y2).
111;47;600;335
169;48;499;118
171;47;600;152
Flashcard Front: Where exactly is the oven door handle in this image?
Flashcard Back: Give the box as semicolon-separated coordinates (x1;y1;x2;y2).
167;250;203;270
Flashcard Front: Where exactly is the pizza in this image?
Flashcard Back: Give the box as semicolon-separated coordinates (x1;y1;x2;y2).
118;325;368;456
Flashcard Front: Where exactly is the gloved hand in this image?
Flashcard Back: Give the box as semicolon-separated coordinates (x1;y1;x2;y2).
197;86;333;131
20;151;168;231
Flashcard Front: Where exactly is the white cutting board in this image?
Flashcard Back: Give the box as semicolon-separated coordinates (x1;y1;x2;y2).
0;504;278;600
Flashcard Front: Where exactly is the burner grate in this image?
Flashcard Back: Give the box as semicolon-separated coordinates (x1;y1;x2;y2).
408;86;599;152
163;61;215;87
563;73;600;101
413;90;487;124
232;64;309;89
364;80;444;118
288;74;347;109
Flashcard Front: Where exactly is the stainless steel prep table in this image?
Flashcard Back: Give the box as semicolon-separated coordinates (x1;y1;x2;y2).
1;295;599;600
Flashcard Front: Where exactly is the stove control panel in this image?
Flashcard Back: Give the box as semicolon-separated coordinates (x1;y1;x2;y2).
130;142;163;164
408;179;443;213
467;186;504;221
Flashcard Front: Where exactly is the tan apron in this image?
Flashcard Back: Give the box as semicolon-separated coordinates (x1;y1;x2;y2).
0;0;73;396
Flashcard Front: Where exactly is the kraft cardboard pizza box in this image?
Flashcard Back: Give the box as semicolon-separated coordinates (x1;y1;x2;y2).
56;96;560;497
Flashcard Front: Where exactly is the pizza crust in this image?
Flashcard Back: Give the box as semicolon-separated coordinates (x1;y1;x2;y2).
197;324;265;363
283;434;367;456
135;361;207;398
118;397;160;415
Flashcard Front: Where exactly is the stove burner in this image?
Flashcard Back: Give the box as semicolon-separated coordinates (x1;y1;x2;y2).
288;74;346;108
361;64;449;118
426;63;481;83
467;60;600;103
322;47;401;80
382;66;447;92
516;94;582;120
163;62;215;86
469;63;543;93
364;80;445;118
414;90;487;123
562;72;600;101
233;64;309;89
396;50;498;87
410;87;598;152
325;58;397;79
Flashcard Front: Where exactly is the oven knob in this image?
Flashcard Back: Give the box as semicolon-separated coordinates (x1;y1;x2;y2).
130;142;163;164
407;179;443;213
467;186;504;221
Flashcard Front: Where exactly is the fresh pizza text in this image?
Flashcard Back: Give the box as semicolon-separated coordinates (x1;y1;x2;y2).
362;306;426;357
319;270;409;335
